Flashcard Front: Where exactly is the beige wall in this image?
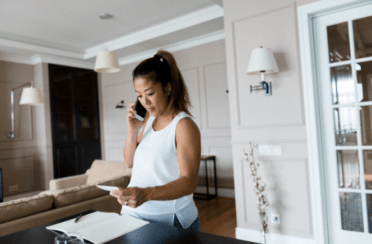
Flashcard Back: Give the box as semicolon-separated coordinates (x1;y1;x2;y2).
223;0;319;240
99;40;235;194
0;60;53;195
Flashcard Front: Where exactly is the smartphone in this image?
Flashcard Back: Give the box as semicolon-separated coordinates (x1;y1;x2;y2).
134;98;147;122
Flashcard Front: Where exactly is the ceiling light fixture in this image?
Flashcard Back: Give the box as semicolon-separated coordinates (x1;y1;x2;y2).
94;13;121;73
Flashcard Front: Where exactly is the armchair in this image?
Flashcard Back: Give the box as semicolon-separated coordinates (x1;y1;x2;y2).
49;160;132;191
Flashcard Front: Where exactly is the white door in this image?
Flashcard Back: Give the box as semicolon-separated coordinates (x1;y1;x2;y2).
313;1;372;243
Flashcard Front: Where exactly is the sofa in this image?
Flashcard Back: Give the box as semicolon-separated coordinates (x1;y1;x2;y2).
0;160;132;237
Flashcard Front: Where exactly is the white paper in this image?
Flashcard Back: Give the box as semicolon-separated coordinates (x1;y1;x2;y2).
46;212;118;234
95;185;120;192
79;215;150;243
46;211;150;244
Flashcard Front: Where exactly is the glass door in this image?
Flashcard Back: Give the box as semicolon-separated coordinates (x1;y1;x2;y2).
313;2;372;243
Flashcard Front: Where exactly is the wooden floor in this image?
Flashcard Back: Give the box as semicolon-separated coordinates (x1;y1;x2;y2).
194;196;237;239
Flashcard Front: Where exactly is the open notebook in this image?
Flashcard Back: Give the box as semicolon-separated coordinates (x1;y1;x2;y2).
46;211;150;244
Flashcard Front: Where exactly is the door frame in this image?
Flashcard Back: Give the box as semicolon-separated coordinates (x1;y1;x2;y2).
298;0;372;243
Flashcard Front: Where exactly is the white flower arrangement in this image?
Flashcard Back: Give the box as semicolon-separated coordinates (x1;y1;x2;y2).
243;142;269;244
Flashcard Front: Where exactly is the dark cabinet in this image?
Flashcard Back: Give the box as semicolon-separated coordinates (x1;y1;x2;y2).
49;64;102;179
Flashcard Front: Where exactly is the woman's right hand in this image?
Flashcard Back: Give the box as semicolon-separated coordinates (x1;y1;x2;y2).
126;102;145;132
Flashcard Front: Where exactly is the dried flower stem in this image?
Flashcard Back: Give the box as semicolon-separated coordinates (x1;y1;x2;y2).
243;142;269;244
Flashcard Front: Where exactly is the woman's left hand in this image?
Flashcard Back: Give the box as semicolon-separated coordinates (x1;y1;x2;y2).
110;187;149;208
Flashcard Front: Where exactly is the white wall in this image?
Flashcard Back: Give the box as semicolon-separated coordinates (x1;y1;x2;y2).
222;0;319;242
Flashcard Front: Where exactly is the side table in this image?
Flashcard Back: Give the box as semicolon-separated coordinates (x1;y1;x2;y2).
193;155;217;200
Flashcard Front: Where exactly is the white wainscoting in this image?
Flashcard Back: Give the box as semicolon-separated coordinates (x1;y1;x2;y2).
236;228;315;244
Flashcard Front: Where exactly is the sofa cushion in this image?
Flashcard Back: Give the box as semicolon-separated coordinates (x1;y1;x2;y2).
86;160;130;185
0;194;54;224
50;175;129;208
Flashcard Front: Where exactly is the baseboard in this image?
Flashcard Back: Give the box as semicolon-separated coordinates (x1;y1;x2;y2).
235;228;315;244
195;186;235;198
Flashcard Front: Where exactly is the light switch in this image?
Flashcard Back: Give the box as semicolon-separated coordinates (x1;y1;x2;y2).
258;145;282;156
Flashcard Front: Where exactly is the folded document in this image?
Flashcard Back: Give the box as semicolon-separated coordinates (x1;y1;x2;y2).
96;185;120;192
46;211;150;244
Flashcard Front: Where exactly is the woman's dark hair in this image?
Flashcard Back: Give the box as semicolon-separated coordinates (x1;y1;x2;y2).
132;50;193;118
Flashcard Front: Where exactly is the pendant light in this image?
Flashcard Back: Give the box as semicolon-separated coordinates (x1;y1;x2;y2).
94;14;121;73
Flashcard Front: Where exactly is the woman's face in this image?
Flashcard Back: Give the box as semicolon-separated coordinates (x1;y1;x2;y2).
134;77;171;117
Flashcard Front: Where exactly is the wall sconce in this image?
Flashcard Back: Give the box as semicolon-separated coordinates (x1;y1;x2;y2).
247;46;279;96
8;81;45;138
115;100;126;109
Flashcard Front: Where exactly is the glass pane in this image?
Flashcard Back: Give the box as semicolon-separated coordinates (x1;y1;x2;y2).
53;70;76;142
360;106;372;145
76;71;98;140
353;16;372;59
330;65;354;105
356;61;372;102
334;107;358;146
363;150;372;189
328;22;351;63
337;150;360;189
366;194;372;233
339;192;364;232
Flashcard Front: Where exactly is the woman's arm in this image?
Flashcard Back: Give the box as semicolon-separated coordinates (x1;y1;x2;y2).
124;112;150;169
146;117;201;200
123;129;138;169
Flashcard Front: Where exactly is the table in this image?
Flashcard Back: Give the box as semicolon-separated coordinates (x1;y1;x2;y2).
0;210;256;244
193;155;218;200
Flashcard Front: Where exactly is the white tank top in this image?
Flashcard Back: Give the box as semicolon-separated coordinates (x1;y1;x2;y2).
120;111;199;228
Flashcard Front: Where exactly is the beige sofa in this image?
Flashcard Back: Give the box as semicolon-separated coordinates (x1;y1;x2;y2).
0;160;132;237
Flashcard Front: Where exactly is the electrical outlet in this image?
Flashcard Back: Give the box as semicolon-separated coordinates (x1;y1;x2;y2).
259;145;282;156
9;185;18;192
271;214;280;224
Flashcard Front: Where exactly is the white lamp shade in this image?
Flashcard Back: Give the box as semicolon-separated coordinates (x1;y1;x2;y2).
94;50;121;73
19;87;45;105
247;47;279;74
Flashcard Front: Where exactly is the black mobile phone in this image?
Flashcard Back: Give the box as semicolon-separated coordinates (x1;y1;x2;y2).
134;98;147;122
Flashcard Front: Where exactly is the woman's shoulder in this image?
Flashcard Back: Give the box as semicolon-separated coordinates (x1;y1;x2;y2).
175;112;200;149
176;112;198;132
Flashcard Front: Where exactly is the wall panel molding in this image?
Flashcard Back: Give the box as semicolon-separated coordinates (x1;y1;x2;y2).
230;139;308;144
231;4;305;129
180;67;202;129
0;82;33;142
203;61;230;129
104;82;134;136
107;147;125;162
0;155;35;196
241;157;312;237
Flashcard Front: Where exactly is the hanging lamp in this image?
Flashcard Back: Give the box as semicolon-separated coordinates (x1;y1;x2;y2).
94;14;121;73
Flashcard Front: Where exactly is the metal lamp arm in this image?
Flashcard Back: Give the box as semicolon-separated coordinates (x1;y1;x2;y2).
8;81;33;138
250;71;272;95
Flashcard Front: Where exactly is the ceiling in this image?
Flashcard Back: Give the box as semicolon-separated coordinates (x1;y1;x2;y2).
0;0;224;69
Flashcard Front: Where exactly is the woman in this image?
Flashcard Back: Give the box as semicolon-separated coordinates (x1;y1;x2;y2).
110;50;201;231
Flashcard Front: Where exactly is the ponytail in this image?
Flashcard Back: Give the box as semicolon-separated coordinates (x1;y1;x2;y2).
132;49;193;118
